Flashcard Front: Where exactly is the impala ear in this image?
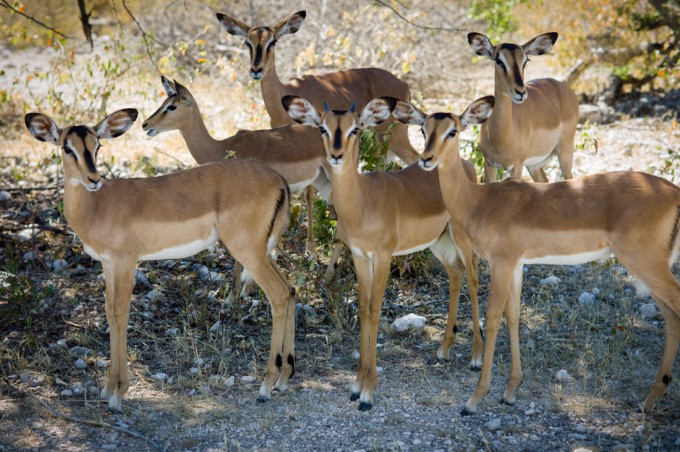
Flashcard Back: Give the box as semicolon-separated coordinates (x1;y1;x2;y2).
460;96;494;129
25;113;61;144
275;10;306;38
173;79;194;105
359;97;396;127
282;96;321;127
392;100;426;126
467;32;495;59
94;109;138;139
523;32;558;56
161;76;177;97
216;12;250;37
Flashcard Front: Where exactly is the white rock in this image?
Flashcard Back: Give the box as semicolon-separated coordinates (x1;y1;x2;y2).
555;369;574;382
51;259;68;271
72;385;84;395
578;292;596;304
60;389;73;397
484;418;501;430
209;321;221;333
640;303;658;320
134;269;149;286
539;276;561;286
240;375;256;384
224;376;235;387
96;360;109;368
352;350;360;360
74;359;87;369
592;287;601;296
189;367;200;374
165;328;179;336
56;339;68;348
152;372;168;381
0;190;11;201
196;358;205;366
145;289;163;301
391;313;427;332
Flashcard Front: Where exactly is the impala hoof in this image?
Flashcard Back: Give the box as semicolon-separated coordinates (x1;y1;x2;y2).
469;364;482;372
358;401;373;411
257;396;269;403
350;392;360;402
460;406;476;416
499;398;515;406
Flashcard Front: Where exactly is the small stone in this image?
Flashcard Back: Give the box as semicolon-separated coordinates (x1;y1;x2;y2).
224;376;235;387
60;389;73;397
189;367;200;374
0;190;11;201
165;328;179;336
240;375;256;384
392;313;427;332
640;303;658;320
51;259;68;271
145;289;163;301
23;251;39;262
101;444;118;450
196;358;205;366
56;339;68;348
592;287;601;296
539;276;561;286
569;433;588;440
69;346;92;356
151;372;168;381
96;360;109;368
209;321;221;333
134;269;149;286
352;350;360;360
72;384;84;395
555;369;573;382
485;419;501;430
578;292;596;304
75;359;87;369
575;424;587;433
674;437;680;446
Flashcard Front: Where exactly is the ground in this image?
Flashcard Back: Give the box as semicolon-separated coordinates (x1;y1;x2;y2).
2;3;680;450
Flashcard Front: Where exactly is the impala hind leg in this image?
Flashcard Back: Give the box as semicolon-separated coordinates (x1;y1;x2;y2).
324;241;343;282
437;257;464;361
351;253;391;411
644;298;680;411
100;258;135;411
556;125;576;180
501;265;524;405
526;164;549;183
305;185;315;254
462;262;515;415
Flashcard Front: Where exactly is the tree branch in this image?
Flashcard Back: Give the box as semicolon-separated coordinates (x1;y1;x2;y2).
0;0;72;39
372;0;464;33
121;0;165;72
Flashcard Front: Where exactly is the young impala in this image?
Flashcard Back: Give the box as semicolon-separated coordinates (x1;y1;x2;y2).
394;96;680;415
468;32;579;182
284;95;483;411
142;77;341;296
25;109;296;410
216;10;420;165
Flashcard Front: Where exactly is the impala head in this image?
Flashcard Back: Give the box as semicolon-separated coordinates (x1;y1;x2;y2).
142;76;195;137
282;95;396;169
468;32;558;104
25;109;138;191
392;97;494;171
217;10;306;81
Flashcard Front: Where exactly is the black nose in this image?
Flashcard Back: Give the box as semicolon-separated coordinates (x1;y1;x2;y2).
142;121;148;128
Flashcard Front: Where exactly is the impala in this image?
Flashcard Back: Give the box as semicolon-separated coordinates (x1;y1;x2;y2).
216;10;420;165
284;95;483;411
394;96;680;415
468;32;579;182
25;109;296;410
142;76;342;294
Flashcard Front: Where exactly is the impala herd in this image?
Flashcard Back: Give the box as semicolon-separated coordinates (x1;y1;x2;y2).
24;10;680;416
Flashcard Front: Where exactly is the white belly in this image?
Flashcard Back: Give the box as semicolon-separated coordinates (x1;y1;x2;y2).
288;169;320;192
140;227;219;261
520;247;612;265
393;239;437;257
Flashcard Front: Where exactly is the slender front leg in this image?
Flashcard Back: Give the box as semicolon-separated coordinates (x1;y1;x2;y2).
462;261;515;415
100;257;136;411
483;160;498;183
501;264;524;405
227;261;244;304
305;185;315;255
275;262;297;392
437;257;464;360
526;164;548;183
324;241;343;282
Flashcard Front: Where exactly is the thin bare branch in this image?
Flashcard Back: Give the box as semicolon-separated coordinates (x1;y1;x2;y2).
121;0;164;72
0;0;72;39
372;0;464;33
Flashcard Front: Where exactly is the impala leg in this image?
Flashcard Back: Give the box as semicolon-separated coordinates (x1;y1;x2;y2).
644;298;680;411
483;160;498;183
501;264;524;405
305;185;315;255
438;257;464;361
462;261;514;415
100;258;135;411
556;126;576;180
324;241;343;282
227;261;244;304
350;254;371;401
527;165;549;183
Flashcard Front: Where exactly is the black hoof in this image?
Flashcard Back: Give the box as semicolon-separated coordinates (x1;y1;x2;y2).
469;364;482;372
460;406;476;416
499;398;514;406
256;396;268;404
350;392;360;402
358;401;373;411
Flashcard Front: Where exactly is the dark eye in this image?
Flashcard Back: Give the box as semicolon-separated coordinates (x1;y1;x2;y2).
349;128;359;136
495;58;504;66
244;40;252;49
523;58;530;69
447;130;457;139
267;39;277;49
167;105;177;111
63;147;75;157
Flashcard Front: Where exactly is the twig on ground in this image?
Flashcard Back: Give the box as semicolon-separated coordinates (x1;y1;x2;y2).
20;388;162;451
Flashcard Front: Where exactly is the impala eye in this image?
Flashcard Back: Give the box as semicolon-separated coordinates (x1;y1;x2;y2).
349;128;359;136
267;39;277;49
166;105;177;111
244;40;252;49
495;58;504;67
447;130;457;139
63;146;75;157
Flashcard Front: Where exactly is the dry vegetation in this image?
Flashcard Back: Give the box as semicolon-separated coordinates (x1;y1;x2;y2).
1;0;680;450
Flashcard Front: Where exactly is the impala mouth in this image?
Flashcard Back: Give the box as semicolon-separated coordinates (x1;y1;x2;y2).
512;92;527;104
329;155;344;167
85;177;102;191
250;70;263;80
145;128;158;137
419;157;437;171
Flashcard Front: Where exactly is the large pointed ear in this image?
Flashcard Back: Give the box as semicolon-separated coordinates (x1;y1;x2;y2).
275;11;306;38
523;32;558;56
216;12;251;37
173;80;194;105
467;32;495;59
161;75;177;97
25;113;61;144
359;97;396;128
460;96;494;129
282;95;321;127
392;100;426;126
94;109;138;139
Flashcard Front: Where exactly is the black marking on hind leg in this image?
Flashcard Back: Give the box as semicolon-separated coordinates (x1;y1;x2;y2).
267;186;288;240
287;354;295;378
358;401;373;411
453;324;458;334
669;205;680;251
663;374;672;385
350;392;360;401
275;353;282;371
480;327;485;340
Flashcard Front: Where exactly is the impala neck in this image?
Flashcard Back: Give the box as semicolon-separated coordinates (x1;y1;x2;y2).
329;147;365;224
62;177;94;238
260;58;292;128
436;147;479;229
179;104;229;165
485;77;515;145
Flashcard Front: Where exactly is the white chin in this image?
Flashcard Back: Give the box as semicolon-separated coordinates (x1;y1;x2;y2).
419;161;437;171
146;129;157;137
